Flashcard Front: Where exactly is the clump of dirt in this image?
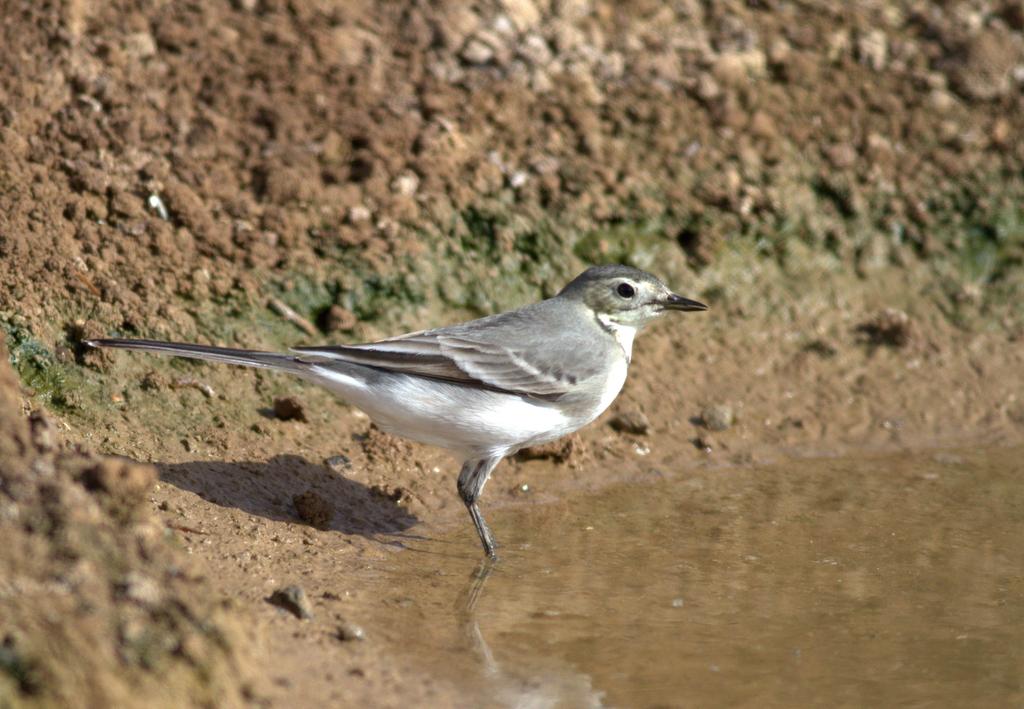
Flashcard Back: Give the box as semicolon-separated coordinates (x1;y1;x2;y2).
857;307;915;348
0;333;253;707
358;424;417;468
518;433;591;467
272;395;307;422
292;489;333;529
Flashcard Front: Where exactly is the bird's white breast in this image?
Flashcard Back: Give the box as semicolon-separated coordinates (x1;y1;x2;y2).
594;354;628;416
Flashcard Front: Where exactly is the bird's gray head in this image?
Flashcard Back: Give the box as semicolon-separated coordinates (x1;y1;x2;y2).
557;265;708;328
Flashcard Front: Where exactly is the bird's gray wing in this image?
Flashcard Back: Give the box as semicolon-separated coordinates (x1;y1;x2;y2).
292;302;609;398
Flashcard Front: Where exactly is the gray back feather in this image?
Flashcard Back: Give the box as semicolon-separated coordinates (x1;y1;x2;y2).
295;298;617;399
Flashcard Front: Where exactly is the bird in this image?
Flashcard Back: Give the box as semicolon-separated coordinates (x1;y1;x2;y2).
85;264;707;558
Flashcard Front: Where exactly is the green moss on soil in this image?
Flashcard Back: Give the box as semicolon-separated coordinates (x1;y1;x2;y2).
0;319;85;412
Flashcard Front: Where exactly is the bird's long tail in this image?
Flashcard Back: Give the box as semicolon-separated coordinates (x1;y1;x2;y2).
84;338;308;375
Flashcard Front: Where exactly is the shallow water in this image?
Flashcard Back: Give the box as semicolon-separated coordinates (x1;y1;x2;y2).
368;447;1024;707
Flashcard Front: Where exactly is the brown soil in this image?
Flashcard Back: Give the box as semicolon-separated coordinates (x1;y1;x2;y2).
0;335;255;707
2;0;1023;706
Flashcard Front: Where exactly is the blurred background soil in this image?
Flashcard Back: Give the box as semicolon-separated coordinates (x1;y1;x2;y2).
1;0;1023;705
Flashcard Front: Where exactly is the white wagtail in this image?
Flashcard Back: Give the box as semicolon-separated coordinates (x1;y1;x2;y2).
85;265;707;558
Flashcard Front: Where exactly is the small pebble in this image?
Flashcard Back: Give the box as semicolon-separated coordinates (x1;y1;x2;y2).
268;585;313;620
334;621;366;642
461;37;494;64
701;404;733;431
347;205;371;223
610;409;650;435
324;454;352;470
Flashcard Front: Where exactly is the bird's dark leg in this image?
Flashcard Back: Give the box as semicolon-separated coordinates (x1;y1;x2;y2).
457;456;503;559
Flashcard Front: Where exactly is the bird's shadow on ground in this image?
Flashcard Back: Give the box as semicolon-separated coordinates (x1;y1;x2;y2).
156;454;418;538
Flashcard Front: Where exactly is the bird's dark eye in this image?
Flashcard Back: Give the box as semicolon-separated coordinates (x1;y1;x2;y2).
616;282;635;298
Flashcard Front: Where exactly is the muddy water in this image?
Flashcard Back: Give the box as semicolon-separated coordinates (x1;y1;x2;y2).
366;448;1024;707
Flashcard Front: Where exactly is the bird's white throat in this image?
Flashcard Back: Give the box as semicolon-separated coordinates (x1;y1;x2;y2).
596;313;637;361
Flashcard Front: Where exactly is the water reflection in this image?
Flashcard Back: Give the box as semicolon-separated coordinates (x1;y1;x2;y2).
373;447;1024;707
455;559;606;708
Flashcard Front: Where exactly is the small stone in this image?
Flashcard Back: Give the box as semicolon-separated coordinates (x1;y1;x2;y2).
693;435;714;453
461;37;494;65
700;404;733;432
391;171;419;196
320;305;357;333
492;14;516;37
324;454;352;470
347;205;371;224
508;170;528;188
334;620;366;642
268;585;313;620
293;490;332;529
273;396;307;422
609;410;650;435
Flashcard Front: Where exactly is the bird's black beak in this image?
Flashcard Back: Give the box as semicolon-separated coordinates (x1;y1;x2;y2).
661;294;709;312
